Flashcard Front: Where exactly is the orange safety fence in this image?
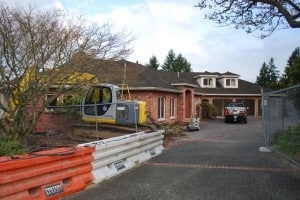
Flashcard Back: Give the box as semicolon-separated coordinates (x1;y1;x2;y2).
0;146;95;200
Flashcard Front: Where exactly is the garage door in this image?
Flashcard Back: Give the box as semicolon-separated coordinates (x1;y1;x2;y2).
237;99;255;116
213;99;231;116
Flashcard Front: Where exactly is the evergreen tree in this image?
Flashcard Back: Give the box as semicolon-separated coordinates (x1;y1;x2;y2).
268;58;279;83
256;58;279;88
174;54;192;72
256;62;269;87
284;47;300;86
161;49;192;72
147;55;160;70
161;49;176;72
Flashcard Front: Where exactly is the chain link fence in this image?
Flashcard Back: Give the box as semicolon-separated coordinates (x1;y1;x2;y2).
261;85;300;146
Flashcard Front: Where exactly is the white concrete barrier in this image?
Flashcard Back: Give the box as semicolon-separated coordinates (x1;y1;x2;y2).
79;130;164;184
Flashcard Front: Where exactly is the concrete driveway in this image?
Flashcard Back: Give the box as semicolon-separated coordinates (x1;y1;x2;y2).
64;117;300;200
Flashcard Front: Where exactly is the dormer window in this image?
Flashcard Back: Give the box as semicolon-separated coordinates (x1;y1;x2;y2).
195;76;217;88
195;72;238;89
203;78;213;86
201;77;216;88
226;78;236;86
224;78;238;88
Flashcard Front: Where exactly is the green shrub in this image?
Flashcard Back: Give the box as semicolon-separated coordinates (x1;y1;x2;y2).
201;102;217;119
55;95;82;118
0;139;26;156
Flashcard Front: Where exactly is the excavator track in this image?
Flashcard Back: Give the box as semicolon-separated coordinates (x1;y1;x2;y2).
68;123;156;141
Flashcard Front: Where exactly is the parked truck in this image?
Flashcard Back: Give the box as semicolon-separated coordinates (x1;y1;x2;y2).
224;102;247;123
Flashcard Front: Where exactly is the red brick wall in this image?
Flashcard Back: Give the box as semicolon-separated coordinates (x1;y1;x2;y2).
129;90;184;125
129;86;196;125
33;111;81;133
33;88;262;133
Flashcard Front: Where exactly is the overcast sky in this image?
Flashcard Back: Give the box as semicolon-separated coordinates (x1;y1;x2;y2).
2;0;300;82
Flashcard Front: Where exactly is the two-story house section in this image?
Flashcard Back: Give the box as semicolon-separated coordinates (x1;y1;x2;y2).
89;61;266;123
195;71;219;88
194;71;240;89
33;60;268;133
192;71;263;117
218;72;240;89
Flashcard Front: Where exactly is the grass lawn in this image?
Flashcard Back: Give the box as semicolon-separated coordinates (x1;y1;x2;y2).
273;125;300;162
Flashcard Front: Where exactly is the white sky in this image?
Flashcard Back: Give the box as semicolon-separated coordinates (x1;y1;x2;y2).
2;0;300;82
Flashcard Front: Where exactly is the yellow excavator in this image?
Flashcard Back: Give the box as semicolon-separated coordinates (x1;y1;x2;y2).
81;83;147;125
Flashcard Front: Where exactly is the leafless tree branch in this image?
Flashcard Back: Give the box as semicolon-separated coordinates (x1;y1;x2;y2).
195;0;300;38
0;4;133;141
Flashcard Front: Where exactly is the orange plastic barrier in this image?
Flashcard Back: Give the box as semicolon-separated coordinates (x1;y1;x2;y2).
0;146;95;200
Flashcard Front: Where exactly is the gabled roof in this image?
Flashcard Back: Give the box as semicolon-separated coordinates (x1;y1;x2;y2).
193;71;220;78
89;60;266;95
219;71;240;78
221;71;239;76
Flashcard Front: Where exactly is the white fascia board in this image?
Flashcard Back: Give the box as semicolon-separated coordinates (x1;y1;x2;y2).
219;75;240;78
194;74;219;78
199;93;261;97
129;87;182;93
171;83;198;87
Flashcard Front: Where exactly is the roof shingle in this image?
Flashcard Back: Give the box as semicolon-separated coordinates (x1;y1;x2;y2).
89;60;266;95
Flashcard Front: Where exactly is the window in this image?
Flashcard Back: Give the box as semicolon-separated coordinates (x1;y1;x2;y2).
231;79;236;86
226;79;230;86
45;94;58;112
62;94;74;104
84;86;112;104
203;78;211;86
46;94;58;107
202;78;214;87
225;78;237;87
84;86;112;116
158;96;165;120
170;97;175;118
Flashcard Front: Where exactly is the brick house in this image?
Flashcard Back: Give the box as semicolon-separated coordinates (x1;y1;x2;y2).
88;60;265;125
31;59;266;132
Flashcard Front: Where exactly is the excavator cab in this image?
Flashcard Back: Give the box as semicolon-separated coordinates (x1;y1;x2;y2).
82;83;147;125
82;84;118;124
84;85;113;116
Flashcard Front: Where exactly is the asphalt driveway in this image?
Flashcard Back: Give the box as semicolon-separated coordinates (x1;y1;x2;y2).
64;117;300;200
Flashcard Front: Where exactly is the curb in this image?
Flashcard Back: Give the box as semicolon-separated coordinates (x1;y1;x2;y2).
273;149;300;169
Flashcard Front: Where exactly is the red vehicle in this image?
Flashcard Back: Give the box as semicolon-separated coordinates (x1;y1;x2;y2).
224;102;247;123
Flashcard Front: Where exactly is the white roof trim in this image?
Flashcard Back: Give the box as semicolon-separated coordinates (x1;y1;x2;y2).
129;87;182;93
219;75;240;78
194;74;219;78
171;83;198;87
199;93;261;97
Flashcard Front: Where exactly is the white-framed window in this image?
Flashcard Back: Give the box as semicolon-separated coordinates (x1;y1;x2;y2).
158;96;165;120
203;78;212;86
62;94;74;104
201;77;216;88
225;78;238;88
170;97;176;118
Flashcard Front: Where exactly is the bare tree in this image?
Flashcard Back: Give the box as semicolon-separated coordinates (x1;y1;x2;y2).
195;0;300;38
0;4;133;142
